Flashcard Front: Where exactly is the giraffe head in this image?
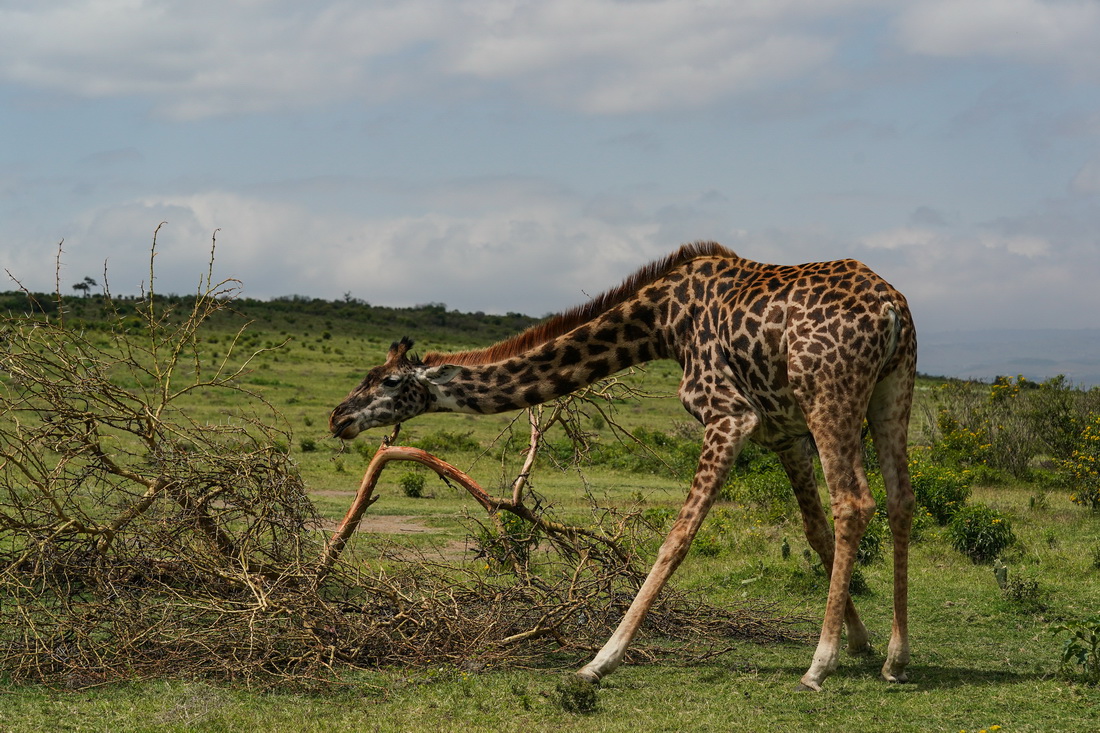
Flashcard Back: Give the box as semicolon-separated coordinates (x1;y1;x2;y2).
329;337;461;439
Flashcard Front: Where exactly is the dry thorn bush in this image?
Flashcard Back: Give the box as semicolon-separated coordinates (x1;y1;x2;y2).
1;232;804;689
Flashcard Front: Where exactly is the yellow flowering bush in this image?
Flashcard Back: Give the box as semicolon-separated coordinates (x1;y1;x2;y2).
932;410;992;467
909;450;973;524
1063;413;1100;511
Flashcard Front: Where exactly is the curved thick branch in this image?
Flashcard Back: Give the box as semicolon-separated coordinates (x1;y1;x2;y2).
317;424;632;577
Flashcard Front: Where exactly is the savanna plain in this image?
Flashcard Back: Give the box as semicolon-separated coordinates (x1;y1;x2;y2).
2;275;1100;733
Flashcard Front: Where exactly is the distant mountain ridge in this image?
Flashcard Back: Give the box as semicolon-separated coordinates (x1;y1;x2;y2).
918;329;1100;386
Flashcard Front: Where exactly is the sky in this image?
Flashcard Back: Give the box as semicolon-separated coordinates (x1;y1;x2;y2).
2;0;1099;338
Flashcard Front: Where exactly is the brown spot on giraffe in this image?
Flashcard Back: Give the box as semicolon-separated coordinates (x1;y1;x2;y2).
329;241;917;691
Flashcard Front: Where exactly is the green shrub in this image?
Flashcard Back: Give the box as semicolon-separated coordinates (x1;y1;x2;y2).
733;441;785;474
554;676;599;713
849;566;870;596
299;437;317;452
410;430;482;453
947;503;1016;563
590;426;700;478
399;471;426;498
690;531;725;558
720;470;794;516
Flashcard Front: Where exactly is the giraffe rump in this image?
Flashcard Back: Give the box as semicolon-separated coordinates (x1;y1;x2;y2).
421;241;736;367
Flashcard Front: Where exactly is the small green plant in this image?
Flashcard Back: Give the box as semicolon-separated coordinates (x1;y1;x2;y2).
299;437;317;452
554;676;599;713
1001;575;1046;613
947;503;1016;563
994;562;1046;612
691;507;734;557
1092;545;1100;571
847;566;870;596
399;471;427;498
1052;616;1100;686
856;516;886;566
509;682;533;711
475;511;539;567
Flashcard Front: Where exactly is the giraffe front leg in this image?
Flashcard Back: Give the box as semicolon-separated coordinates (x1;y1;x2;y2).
577;412;756;684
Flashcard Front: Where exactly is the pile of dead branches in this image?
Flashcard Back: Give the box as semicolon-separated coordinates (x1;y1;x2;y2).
1;239;805;688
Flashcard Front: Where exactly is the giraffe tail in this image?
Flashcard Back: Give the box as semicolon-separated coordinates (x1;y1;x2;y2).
879;302;904;377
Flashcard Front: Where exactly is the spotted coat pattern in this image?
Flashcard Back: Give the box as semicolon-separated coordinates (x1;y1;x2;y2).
330;242;917;691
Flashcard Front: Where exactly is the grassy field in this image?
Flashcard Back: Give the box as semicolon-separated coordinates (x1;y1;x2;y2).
3;293;1100;731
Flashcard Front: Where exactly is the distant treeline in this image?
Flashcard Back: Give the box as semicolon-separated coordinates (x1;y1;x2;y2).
0;290;542;348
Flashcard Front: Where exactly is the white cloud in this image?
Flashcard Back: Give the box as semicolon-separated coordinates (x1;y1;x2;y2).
4;1;1096;120
850;209;1100;332
0;1;451;118
449;1;849;114
0;0;875;118
896;0;1100;74
859;226;940;251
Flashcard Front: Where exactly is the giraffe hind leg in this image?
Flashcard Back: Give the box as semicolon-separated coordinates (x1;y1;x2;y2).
779;444;871;656
868;372;915;684
795;410;877;692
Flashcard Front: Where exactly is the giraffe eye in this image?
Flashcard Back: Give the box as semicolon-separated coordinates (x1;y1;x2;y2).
381;375;402;388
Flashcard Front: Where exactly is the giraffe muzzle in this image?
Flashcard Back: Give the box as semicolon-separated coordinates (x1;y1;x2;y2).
329;412;360;440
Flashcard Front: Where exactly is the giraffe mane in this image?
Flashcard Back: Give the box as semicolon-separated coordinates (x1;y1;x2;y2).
421;241;736;367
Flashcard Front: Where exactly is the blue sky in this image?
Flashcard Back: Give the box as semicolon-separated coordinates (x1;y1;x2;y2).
2;0;1099;335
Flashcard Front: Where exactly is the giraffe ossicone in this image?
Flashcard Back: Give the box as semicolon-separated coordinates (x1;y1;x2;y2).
329;241;917;691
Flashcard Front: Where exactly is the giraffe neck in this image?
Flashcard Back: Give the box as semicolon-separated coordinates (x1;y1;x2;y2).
426;299;667;415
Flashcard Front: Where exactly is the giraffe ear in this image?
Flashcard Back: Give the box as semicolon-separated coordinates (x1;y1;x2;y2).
419;364;462;385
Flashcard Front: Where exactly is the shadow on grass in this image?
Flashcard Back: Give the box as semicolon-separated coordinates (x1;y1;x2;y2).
738;660;1047;692
897;665;1048;690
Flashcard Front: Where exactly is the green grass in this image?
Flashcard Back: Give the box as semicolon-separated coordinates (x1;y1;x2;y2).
4;293;1100;730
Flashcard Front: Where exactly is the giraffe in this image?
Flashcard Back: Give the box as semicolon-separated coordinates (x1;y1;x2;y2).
329;241;917;691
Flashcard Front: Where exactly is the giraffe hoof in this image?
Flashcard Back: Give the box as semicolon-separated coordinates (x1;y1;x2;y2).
847;642;874;657
881;670;909;684
794;680;822;692
574;668;601;686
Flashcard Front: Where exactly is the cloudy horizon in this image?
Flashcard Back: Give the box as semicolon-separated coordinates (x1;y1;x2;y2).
3;1;1099;335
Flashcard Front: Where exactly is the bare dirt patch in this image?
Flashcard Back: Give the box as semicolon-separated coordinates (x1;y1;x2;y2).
315;513;470;561
319;514;434;534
